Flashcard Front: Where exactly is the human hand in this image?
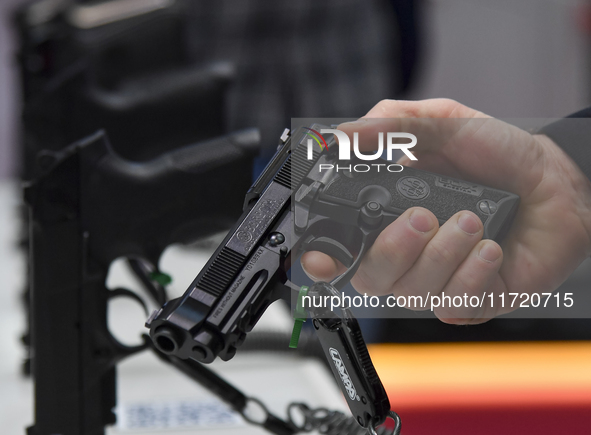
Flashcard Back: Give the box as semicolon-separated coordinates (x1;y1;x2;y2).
301;99;591;323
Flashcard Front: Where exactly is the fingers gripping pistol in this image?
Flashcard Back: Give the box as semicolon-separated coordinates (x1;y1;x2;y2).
147;125;519;431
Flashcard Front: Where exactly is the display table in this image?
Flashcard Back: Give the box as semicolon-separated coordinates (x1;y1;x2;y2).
0;181;346;435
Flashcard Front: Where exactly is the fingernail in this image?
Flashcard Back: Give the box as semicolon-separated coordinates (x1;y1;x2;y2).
409;209;435;233
339;118;367;127
457;213;481;235
301;264;320;281
478;242;501;262
304;271;320;282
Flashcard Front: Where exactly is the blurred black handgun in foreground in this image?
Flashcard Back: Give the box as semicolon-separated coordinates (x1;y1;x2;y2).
25;129;259;435
147;125;520;432
15;0;236;377
14;0;233;180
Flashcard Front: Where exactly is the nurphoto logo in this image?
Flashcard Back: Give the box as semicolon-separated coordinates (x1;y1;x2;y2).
305;128;417;173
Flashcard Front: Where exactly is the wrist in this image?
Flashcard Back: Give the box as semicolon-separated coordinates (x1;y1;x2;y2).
534;134;591;255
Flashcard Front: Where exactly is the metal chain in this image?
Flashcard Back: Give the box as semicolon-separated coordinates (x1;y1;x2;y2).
287;403;400;435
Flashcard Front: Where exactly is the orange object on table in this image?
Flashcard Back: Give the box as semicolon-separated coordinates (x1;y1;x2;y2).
368;341;591;434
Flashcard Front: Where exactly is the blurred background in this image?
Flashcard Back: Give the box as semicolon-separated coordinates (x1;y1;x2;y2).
1;0;591;435
2;0;591;179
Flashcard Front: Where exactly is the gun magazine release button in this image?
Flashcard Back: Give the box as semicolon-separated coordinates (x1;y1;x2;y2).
361;201;383;227
366;201;381;212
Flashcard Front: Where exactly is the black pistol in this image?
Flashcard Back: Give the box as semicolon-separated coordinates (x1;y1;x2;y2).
148;125;519;431
26;129;259;435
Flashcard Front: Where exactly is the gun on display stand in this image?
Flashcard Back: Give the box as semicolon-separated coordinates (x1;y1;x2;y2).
25;129;259;435
14;0;237;377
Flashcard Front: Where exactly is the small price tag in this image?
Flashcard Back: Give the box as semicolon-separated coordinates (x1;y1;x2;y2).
116;399;244;431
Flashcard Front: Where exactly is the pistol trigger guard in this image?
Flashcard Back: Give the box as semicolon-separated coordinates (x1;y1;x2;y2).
304;236;354;268
108;287;150;316
109;334;150;363
105;288;151;361
330;233;369;291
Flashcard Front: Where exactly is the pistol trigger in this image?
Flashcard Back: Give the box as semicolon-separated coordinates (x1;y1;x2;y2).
305;236;354;268
109;287;150;316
